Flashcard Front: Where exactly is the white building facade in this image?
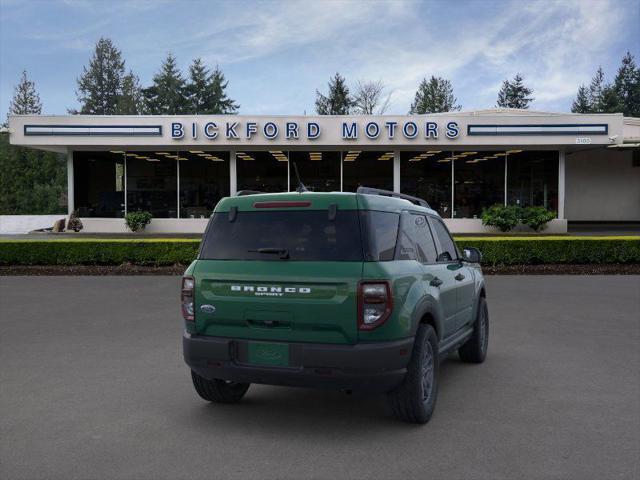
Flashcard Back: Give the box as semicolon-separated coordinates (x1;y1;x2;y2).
8;109;640;233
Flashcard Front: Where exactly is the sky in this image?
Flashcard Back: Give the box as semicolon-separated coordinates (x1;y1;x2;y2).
0;0;638;117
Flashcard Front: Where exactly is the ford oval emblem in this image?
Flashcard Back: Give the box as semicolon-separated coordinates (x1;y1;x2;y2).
200;304;216;314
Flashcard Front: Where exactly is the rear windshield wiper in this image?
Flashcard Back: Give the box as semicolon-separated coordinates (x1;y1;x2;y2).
248;247;290;260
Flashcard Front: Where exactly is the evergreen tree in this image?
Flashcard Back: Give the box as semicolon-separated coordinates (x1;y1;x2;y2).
75;37;126;114
315;73;353;115
186;58;209;114
613;51;640;117
409;76;460;114
571;85;591;113
116;71;144;115
587;67;607;112
8;70;42;116
496;73;534;109
185;59;239;114
207;65;239;114
1;72;65;214
143;53;188;114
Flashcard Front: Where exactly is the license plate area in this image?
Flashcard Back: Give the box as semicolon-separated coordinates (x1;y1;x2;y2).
247;341;290;367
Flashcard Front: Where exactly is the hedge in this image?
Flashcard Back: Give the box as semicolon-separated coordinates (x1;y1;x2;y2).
0;237;639;266
0;239;201;266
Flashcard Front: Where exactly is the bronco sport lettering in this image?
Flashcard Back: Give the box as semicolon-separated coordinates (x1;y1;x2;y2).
182;187;488;424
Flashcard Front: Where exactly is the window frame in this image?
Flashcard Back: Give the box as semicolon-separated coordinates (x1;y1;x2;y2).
427;215;460;263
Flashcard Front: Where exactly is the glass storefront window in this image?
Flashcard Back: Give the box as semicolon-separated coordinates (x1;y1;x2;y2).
126;152;177;218
178;151;230;218
236;150;288;192
342;150;394;192
288;151;340;192
453;151;505;218
73;151;125;217
400;151;452;217
507;150;558;212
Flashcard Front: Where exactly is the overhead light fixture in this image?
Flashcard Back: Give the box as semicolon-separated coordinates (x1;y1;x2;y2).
427;150;442;154
189;150;204;154
125;153;137;157
437;159;451;163
135;156;149;159
146;158;161;162
495;153;507;156
155;152;170;155
506;150;523;154
110;150;125;154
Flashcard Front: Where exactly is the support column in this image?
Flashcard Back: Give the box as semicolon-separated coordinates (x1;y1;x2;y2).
558;149;566;219
393;150;400;193
450;153;455;218
66;149;74;215
504;154;508;206
229;150;237;195
176;159;180;219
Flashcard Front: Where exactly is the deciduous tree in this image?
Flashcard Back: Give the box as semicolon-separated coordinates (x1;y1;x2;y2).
353;80;391;114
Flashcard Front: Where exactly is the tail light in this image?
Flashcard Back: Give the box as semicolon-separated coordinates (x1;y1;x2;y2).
181;276;195;322
358;281;393;330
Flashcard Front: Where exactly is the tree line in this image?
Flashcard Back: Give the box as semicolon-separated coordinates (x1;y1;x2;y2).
1;37;638;215
314;52;638;116
71;37;239;115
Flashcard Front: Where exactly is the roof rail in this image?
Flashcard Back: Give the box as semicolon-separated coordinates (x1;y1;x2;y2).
235;190;264;196
356;186;431;209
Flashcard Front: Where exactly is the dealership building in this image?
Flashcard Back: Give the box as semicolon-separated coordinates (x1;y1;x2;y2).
8;109;640;233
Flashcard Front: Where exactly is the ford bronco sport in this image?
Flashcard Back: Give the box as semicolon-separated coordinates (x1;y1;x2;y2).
182;187;488;423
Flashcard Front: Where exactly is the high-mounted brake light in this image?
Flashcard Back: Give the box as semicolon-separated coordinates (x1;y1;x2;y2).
181;276;195;322
358;281;393;330
253;201;311;208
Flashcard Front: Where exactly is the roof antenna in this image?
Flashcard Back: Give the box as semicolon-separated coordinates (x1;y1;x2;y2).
292;162;308;193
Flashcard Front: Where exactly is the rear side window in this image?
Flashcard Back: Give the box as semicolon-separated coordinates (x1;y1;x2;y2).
360;211;400;261
429;217;458;262
200;210;363;261
396;213;438;262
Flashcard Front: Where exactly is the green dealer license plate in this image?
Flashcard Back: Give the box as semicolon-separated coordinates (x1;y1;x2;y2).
248;342;289;367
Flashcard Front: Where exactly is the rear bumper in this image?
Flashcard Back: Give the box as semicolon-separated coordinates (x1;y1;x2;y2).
183;333;414;393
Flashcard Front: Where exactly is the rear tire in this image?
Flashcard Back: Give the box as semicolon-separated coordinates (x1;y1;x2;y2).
387;324;439;424
458;297;489;363
191;371;250;403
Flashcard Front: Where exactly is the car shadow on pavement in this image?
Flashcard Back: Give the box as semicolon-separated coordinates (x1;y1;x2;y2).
180;355;471;435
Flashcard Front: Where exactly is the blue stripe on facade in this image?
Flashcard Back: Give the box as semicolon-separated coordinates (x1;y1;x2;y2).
467;124;608;136
24;125;163;137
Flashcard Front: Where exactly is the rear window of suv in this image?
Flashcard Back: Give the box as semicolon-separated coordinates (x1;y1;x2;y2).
200;210;364;261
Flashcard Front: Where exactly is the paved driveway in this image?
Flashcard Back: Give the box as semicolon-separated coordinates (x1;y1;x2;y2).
1;276;638;480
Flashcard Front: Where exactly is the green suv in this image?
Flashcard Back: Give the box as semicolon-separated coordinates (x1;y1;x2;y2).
182;187;488;423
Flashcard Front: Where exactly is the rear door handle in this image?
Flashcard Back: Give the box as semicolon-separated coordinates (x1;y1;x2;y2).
429;277;443;287
455;273;465;281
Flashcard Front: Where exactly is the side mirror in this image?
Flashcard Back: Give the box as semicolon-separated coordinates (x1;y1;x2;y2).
462;247;482;264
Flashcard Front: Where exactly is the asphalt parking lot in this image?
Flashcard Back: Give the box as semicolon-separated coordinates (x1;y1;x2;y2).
1;275;639;480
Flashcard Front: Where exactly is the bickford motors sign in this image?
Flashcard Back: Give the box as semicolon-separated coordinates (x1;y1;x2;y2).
171;119;461;141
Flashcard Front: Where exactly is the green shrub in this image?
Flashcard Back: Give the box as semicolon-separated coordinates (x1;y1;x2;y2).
457;237;640;266
521;206;556;232
481;205;520;232
125;211;153;232
482;205;557;232
0;237;638;267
